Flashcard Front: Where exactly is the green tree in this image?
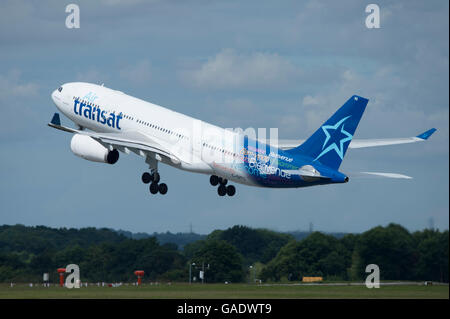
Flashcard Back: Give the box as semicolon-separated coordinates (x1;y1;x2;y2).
191;240;244;283
261;232;351;282
205;225;292;265
352;224;415;280
413;229;449;282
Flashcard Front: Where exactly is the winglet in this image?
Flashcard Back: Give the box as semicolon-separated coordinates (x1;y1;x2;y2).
50;113;61;126
48;113;78;133
416;128;437;140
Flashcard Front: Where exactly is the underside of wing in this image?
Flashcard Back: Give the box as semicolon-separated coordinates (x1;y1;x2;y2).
90;131;180;164
48;113;180;164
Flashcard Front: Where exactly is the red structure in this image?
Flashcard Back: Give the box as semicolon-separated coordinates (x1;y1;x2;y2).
57;268;66;287
134;270;145;286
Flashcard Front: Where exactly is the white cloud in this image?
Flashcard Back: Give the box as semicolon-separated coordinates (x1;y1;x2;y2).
119;60;152;85
75;69;109;84
100;0;156;6
0;69;41;140
0;69;39;99
302;95;320;106
182;49;302;89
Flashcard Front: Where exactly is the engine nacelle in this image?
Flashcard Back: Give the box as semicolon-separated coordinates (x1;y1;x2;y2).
70;134;119;164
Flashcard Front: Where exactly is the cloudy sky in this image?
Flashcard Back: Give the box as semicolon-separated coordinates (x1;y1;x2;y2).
0;0;448;234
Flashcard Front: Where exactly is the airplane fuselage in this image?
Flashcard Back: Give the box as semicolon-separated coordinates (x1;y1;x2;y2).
51;82;349;189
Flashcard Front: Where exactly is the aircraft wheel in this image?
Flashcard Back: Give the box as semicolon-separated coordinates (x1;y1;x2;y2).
219;177;228;185
210;175;219;186
152;172;160;184
218;185;227;196
226;185;236;196
149;182;159;194
158;183;168;195
142;172;152;184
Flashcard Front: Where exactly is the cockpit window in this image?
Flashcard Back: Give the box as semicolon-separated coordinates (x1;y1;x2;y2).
58;87;63;92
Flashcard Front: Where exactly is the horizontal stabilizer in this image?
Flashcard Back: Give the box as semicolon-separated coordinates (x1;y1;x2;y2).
281;166;332;181
347;171;413;179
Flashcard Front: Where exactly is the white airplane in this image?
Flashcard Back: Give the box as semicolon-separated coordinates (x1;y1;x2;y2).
49;82;436;196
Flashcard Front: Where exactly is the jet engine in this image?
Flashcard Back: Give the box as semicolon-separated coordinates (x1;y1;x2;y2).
70;134;119;164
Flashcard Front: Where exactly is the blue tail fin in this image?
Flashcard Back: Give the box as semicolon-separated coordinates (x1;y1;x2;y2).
286;95;369;170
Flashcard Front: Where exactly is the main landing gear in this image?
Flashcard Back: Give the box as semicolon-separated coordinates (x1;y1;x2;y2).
210;175;236;197
142;171;168;195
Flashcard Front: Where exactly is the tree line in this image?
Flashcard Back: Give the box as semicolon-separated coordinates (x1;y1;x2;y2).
0;224;447;283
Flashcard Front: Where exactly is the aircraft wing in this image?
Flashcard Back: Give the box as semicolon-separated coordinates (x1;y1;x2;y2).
48;113;181;164
277;128;437;150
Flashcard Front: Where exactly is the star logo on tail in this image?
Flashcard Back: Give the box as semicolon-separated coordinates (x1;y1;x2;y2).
314;116;353;162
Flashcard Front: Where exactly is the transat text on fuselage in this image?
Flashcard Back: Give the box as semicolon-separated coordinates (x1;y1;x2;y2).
73;96;122;130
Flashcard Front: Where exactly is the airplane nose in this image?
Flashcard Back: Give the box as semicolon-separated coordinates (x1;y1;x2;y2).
51;89;59;104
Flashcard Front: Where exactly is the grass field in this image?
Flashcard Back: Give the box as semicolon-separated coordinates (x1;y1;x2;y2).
0;283;448;299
